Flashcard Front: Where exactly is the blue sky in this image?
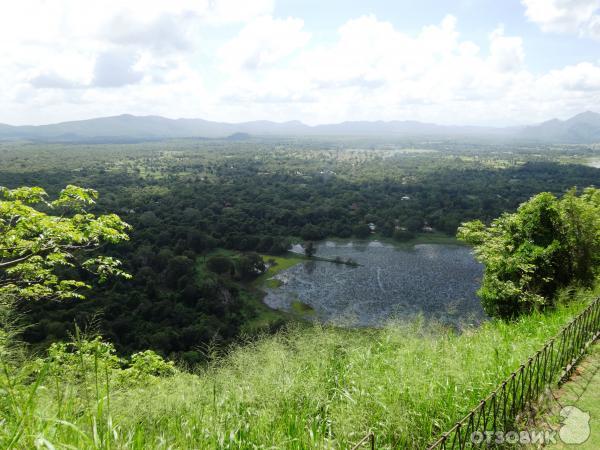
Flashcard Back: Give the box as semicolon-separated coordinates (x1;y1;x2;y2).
0;0;598;126
274;0;599;73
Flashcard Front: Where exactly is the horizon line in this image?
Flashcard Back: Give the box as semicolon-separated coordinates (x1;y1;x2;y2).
1;110;597;129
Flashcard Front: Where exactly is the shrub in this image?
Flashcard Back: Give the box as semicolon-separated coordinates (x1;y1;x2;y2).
458;187;600;318
127;350;177;378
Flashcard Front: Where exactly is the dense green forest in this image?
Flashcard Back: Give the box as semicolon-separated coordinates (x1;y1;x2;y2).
1;138;599;361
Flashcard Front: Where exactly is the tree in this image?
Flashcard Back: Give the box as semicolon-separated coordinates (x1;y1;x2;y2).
300;224;325;241
304;241;316;258
458;188;600;319
235;253;266;280
165;256;193;288
0;185;131;302
206;255;234;275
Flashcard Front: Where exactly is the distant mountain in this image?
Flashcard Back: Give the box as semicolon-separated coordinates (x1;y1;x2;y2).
0;111;599;143
0;115;312;141
519;111;600;143
310;120;512;137
225;132;252;141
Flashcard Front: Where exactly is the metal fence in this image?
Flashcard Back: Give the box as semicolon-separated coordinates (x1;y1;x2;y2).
351;297;600;449
427;297;600;449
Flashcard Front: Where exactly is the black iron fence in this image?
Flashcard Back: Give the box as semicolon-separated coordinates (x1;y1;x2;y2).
351;297;600;449
427;297;600;449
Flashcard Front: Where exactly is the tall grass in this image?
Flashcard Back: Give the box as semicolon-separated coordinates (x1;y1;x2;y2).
0;288;597;449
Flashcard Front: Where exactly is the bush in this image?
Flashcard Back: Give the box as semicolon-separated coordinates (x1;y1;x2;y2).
127;350;176;378
458;188;600;318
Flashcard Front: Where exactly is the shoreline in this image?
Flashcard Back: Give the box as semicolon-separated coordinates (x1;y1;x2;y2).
258;232;471;291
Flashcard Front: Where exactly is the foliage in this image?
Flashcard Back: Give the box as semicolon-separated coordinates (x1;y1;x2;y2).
393;229;415;242
0;141;598;447
45;334;120;381
234;252;266;280
0;292;595;449
458;188;600;318
0;185;131;302
1;140;599;356
127;349;177;378
44;338;177;381
206;255;234;275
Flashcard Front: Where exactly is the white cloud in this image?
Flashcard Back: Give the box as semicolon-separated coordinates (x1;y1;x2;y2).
101;13;196;53
205;0;274;24
219;16;310;71
0;2;599;126
540;62;600;91
522;0;600;38
92;49;144;88
213;14;600;125
29;72;82;90
0;0;269;124
489;26;525;72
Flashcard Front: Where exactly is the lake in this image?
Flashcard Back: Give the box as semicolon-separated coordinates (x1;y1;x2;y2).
264;240;485;327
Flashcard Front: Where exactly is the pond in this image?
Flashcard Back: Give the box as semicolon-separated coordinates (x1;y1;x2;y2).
263;240;485;327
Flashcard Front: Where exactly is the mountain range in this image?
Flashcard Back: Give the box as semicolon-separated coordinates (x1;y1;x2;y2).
1;111;599;143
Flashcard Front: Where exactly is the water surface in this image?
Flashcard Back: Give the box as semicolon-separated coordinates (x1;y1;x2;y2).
264;240;485;327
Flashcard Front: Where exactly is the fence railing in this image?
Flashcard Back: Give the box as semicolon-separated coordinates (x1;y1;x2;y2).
350;297;600;449
427;297;600;449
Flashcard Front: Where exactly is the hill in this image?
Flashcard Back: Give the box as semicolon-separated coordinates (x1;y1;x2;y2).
1;111;599;143
1;296;596;449
519;111;600;143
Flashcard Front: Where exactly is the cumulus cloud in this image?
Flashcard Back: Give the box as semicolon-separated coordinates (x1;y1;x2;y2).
522;0;600;38
92;50;144;88
219;16;310;71
101;13;196;53
4;0;274;94
214;14;599;125
0;1;599;126
540;62;600;91
30;73;82;89
489;27;525;72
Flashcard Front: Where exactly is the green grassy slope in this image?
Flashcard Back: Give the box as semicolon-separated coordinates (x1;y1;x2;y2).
4;288;597;449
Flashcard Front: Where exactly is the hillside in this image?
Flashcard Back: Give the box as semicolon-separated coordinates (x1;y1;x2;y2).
1;111;599;143
1;294;596;449
519;111;600;143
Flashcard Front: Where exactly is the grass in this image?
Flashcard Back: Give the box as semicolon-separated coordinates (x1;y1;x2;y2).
371;232;468;247
291;300;316;315
243;253;310;330
1;288;597;449
253;253;305;287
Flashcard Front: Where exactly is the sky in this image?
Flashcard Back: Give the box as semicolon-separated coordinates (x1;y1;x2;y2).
0;0;599;126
